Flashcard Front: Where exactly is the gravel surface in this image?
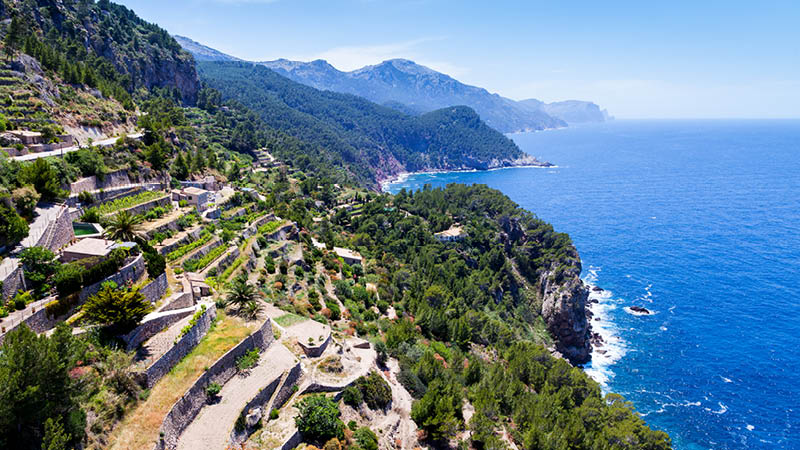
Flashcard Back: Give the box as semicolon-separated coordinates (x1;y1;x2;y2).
176;343;297;450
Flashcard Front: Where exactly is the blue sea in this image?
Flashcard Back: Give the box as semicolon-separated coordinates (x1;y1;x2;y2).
386;120;800;450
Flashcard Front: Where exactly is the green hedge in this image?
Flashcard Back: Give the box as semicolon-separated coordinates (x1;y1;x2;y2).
53;247;131;297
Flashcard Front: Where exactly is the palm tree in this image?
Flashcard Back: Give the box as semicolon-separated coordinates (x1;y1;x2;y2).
103;210;143;242
241;300;263;320
226;275;260;312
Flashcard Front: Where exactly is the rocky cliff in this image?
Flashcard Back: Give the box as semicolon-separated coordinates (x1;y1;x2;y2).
538;256;591;364
498;213;591;365
1;0;199;104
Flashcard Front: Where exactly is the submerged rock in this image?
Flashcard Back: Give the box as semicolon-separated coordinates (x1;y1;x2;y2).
629;305;651;315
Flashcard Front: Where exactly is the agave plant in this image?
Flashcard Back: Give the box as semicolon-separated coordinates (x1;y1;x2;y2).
103;210;143;242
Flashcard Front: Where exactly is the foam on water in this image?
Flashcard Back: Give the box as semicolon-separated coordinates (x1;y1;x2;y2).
386;120;800;449
582;267;627;389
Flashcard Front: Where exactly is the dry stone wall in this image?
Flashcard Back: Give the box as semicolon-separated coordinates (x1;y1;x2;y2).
153;317;275;450
140;272;168;304
79;254;145;303
0;265;24;302
271;362;303;410
157;227;204;256
202;246;239;276
228;376;283;446
69;168;165;194
158;291;194;312
123;306;195;351
140;305;217;389
110;195;170;218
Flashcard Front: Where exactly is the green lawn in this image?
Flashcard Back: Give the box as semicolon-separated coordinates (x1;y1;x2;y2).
274;313;306;328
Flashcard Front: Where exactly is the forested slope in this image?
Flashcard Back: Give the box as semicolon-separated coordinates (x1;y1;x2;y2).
313;184;671;448
0;0;198;104
198;61;543;188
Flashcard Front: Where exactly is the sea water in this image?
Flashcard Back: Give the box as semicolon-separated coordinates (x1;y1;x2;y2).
386;120;800;449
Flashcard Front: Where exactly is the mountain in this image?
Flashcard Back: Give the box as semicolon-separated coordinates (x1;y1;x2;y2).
173;35;242;62
258;58;566;133
176;37;612;133
0;0;199;103
197;61;547;187
521;99;611;124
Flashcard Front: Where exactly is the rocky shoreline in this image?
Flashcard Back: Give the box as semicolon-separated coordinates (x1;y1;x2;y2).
379;157;554;192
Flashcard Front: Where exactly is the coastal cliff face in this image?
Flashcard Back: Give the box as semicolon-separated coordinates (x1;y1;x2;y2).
538;257;591;364
499;215;591;365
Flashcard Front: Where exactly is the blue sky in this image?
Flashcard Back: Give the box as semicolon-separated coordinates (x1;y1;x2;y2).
117;0;800;118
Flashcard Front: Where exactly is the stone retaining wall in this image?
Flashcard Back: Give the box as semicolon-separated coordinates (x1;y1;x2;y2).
271;362;303;410
299;332;332;358
139;305;217;389
1;264;24;302
183;238;222;263
264;222;297;242
79;254;145;303
158;291;194;312
45;206;75;252
0;295;56;344
279;430;303;450
123;306;196;351
70;168;164;194
106;195;170;218
67;186;142;207
153;317;275;450
140;272;168;304
228;376;283;446
201;246;239;277
241;213;275;240
144;211;197;240
157;227;204;256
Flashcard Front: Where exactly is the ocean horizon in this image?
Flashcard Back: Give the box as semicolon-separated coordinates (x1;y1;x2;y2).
386;119;800;450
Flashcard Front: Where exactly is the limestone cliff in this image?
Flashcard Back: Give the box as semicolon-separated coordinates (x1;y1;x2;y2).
538;256;591;365
1;0;199;104
499;215;591;365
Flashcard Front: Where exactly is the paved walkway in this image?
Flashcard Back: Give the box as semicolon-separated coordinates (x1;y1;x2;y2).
11;133;143;161
176;342;297;450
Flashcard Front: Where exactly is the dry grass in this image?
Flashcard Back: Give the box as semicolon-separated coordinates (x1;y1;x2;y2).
107;313;254;450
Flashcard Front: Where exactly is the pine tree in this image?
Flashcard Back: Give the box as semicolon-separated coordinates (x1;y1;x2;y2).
172;151;189;180
4;17;25;59
82;283;153;334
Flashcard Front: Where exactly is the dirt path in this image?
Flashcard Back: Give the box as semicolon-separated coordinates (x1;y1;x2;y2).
176;343;298;450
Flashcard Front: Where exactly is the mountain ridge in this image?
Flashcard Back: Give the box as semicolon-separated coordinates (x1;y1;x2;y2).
197;61;548;188
173;36;608;132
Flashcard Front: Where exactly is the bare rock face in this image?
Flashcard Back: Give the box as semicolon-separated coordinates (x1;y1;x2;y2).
539;255;591;365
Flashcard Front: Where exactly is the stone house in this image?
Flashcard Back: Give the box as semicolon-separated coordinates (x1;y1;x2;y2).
434;225;466;242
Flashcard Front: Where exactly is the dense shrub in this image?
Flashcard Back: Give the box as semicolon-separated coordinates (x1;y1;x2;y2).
294;394;343;443
235;348;259;371
353;427;378;450
342;386;362;408
82;283;153;333
54;263;86;297
353;372;392;410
